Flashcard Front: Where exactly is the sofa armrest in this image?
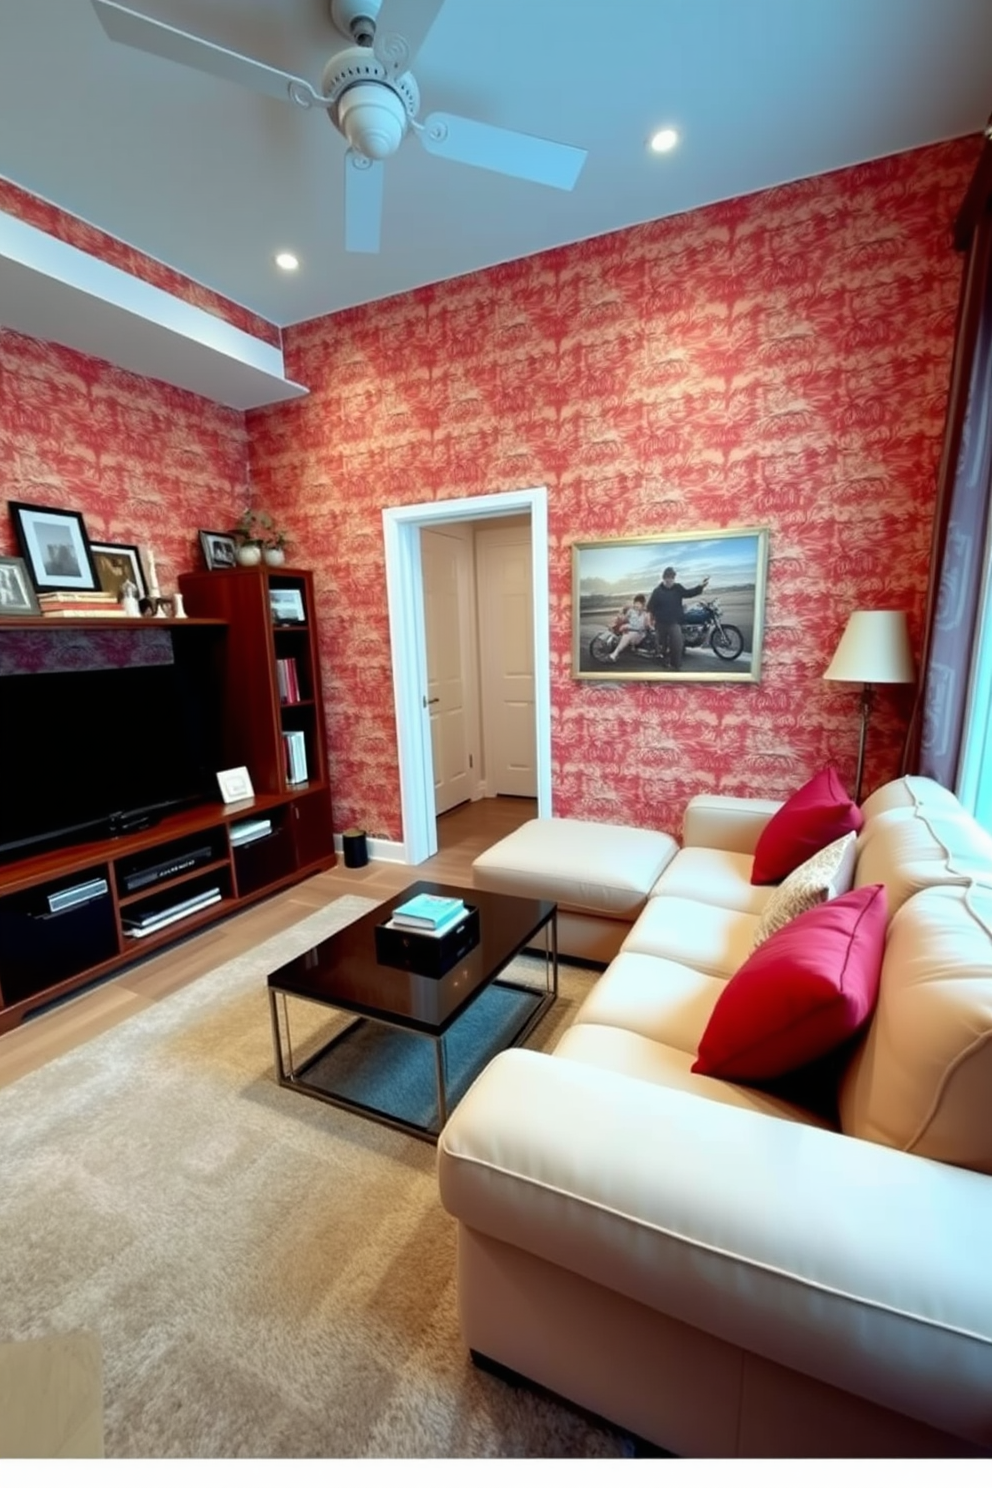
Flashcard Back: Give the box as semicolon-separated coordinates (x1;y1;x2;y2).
681;793;782;853
438;1048;992;1446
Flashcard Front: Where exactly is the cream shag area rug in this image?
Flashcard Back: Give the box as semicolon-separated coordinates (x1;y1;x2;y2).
0;895;631;1458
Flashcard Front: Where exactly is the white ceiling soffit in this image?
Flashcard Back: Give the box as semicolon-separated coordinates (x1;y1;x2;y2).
0;211;307;411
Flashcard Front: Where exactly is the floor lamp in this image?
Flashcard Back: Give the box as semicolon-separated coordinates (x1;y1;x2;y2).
824;610;916;803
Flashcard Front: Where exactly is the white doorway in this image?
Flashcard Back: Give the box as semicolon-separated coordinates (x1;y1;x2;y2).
383;487;551;864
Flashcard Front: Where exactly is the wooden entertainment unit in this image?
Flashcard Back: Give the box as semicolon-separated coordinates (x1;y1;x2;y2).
0;566;335;1034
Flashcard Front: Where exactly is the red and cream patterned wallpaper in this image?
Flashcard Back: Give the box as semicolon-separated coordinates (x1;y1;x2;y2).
0;330;250;593
0;136;978;843
248;137;977;839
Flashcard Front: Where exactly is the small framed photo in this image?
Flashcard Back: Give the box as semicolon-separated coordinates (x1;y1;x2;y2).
269;587;306;624
91;542;148;599
9;500;98;592
216;766;255;805
0;555;42;616
200;530;238;570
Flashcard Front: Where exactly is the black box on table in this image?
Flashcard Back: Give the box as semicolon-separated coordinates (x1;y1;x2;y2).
374;905;480;977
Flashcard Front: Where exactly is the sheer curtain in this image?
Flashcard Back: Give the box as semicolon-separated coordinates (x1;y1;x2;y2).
957;519;992;826
904;125;992;786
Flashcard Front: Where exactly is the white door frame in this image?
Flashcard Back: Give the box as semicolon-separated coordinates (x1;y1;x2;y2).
383;486;551;864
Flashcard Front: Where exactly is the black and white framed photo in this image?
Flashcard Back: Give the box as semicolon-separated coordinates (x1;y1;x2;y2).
572;526;770;682
200;530;238;571
90;541;148;599
216;766;255;804
9;500;99;593
0;555;42;616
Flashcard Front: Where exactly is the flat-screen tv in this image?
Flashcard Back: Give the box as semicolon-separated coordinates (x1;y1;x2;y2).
0;630;226;862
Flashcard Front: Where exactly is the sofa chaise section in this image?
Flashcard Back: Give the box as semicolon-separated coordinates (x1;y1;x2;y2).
441;776;992;1456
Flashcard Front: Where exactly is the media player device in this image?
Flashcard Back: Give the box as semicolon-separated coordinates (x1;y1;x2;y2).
123;844;214;894
47;878;110;915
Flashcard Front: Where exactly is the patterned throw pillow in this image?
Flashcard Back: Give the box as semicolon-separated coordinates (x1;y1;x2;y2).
752;831;858;949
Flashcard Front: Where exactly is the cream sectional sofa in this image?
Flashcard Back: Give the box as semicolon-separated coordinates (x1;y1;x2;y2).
437;777;992;1457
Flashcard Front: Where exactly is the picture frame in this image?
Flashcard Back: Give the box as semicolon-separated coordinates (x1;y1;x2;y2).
269;587;306;624
0;555;42;617
9;500;99;592
572;526;770;683
200;530;238;571
90;541;148;600
216;766;255;805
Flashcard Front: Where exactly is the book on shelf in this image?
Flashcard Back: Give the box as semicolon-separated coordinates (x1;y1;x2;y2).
38;590;120;604
281;728;308;785
276;656;301;704
384;904;471;938
39;594;125;613
39;606;127;618
392;892;465;930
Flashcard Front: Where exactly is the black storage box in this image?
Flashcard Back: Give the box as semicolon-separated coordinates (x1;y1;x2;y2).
0;876;118;1002
374;905;480;977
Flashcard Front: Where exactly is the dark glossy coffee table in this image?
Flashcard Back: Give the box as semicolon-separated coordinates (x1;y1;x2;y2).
267;880;557;1142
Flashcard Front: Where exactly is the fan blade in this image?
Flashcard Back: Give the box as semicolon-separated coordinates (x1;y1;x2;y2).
419;113;586;191
372;0;445;77
91;0;310;104
344;150;385;253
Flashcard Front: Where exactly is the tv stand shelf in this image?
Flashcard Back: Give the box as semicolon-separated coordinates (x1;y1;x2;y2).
0;616;226;631
0;571;336;1034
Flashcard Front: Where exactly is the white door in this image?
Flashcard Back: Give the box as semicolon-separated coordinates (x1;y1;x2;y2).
383;486;550;865
477;525;537;797
422;527;474;815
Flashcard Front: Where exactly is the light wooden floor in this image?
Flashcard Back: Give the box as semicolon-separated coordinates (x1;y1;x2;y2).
0;796;537;1091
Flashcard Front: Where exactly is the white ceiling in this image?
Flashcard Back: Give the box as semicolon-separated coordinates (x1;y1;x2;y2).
1;0;991;332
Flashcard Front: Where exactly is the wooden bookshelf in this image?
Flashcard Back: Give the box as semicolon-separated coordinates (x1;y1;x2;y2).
0;574;335;1034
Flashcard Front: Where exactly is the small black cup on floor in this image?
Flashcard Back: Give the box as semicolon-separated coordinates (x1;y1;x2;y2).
342;828;368;869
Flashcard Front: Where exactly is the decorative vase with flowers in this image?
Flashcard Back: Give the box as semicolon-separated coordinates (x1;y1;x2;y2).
232;508;290;567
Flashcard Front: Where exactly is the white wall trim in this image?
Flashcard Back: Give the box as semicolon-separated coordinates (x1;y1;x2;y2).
383;487;551;865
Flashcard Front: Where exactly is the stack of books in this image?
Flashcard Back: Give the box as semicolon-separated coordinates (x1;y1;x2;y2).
387;892;468;937
39;590;125;618
276;657;301;703
282;729;308;785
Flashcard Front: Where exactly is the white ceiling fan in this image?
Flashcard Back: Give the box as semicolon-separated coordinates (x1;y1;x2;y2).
91;0;588;254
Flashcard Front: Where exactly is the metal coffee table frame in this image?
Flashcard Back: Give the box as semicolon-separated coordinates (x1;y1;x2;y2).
268;887;558;1143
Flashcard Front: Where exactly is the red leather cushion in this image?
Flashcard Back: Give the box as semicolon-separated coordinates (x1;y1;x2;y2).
751;766;863;885
692;884;887;1081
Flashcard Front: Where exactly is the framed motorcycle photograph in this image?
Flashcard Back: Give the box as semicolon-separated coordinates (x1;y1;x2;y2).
571;526;770;683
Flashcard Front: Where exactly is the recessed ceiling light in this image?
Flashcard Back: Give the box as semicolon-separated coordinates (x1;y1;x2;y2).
274;251;300;272
649;128;679;154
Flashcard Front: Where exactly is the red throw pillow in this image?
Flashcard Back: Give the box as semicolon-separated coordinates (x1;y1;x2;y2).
692;884;886;1082
751;766;863;885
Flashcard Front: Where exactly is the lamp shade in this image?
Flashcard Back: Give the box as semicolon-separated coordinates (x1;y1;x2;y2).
824;610;916;684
